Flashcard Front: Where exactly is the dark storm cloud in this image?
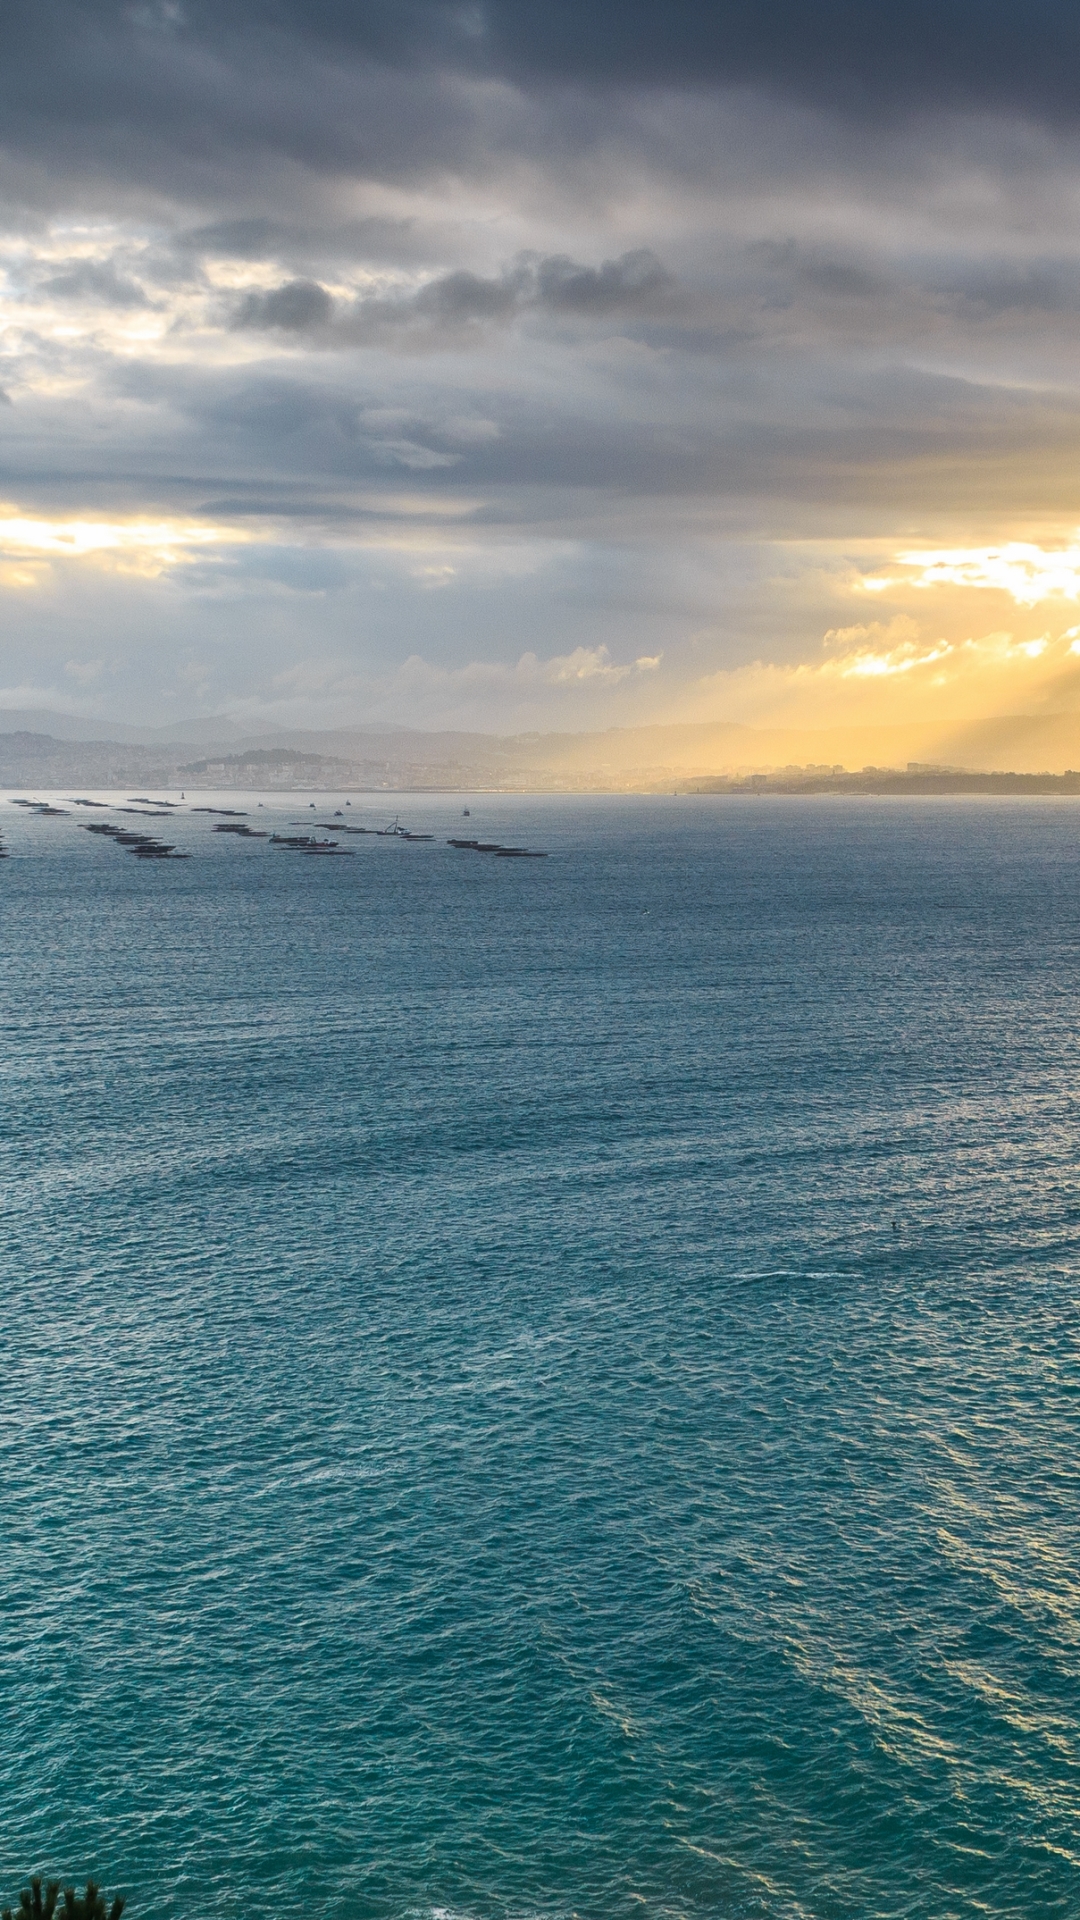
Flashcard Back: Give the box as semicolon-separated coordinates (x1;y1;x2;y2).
0;14;478;199
533;250;673;313
413;0;1080;120
1;1;1078;218
234;278;335;330
39;259;152;306
933;262;1080;317
751;242;891;303
178;216;422;264
7;1;1080;129
180;219;289;259
747;241;1080;345
231;251;673;342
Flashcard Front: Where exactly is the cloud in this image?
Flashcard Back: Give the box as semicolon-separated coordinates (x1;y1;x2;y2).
2;3;1080;270
40;258;152;307
901;541;1080;606
229;250;674;344
11;1;1078;127
410;268;518;324
64;655;105;683
398;642;660;689
533;249;673;314
690;617;1080;736
233;278;335;331
0;507;256;577
378;639;665;724
127;1;186;34
254;638;663;730
7;0;1080;741
864;540;1080;606
524;643;661;685
474;1;1080;122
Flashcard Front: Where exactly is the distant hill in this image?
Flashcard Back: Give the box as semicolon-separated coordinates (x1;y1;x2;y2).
5;708;1080;787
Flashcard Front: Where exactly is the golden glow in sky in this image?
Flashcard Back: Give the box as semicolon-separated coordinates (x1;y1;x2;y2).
866;541;1080;607
0;509;256;583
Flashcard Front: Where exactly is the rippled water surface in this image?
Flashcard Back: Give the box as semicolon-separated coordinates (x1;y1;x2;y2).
2;793;1080;1920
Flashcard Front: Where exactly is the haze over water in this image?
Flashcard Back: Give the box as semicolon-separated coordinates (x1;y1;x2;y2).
2;795;1078;1920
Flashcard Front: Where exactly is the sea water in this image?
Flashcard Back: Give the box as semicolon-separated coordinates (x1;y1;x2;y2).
1;794;1079;1920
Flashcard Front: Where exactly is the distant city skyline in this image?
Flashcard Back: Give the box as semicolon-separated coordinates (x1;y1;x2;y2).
5;1;1080;747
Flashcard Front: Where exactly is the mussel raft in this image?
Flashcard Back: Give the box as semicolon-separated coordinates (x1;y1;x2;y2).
447;838;547;857
82;822;188;859
270;834;353;855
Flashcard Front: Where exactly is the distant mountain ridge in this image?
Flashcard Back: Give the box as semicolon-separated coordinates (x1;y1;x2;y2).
4;709;1080;785
0;710;410;748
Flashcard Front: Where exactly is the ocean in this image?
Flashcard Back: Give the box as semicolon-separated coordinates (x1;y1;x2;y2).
2;793;1078;1920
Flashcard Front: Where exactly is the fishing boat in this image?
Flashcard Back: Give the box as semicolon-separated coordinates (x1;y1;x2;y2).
377;815;434;842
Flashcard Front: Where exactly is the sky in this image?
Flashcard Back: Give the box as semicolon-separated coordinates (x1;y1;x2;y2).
8;1;1080;738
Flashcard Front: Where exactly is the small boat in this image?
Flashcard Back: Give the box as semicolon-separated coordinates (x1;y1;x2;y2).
377;815;434;841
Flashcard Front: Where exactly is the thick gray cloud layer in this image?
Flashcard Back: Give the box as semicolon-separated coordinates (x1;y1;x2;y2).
8;1;1080;132
2;1;1080;729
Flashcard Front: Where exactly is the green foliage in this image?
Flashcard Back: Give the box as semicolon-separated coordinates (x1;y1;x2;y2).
2;1882;124;1920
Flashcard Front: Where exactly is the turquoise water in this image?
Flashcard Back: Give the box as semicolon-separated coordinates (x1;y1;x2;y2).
2;794;1079;1920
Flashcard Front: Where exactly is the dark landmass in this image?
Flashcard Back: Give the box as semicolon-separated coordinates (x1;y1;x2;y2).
180;747;356;786
691;767;1080;796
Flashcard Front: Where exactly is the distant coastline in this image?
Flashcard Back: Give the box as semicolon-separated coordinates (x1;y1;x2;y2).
690;768;1080;797
6;719;1080;796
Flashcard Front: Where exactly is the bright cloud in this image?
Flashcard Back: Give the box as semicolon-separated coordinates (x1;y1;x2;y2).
397;643;662;693
0;509;256;578
689;617;1080;742
870;541;1080;607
